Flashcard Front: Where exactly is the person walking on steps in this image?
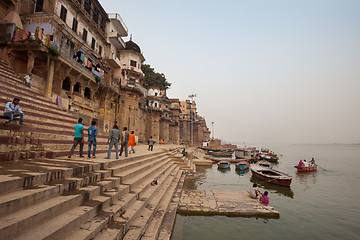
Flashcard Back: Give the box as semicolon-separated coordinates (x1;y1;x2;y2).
106;125;120;159
148;136;154;151
4;98;24;125
128;131;136;154
119;127;129;157
68;118;85;158
24;73;31;88
88;120;97;158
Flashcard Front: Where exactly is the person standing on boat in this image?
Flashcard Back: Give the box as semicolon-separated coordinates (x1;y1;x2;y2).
249;183;260;199
260;191;269;205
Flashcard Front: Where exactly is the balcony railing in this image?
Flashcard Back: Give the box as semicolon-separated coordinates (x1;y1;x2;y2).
108;13;128;34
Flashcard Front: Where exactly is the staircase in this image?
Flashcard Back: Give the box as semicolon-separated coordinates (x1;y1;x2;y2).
0;149;183;240
0;60;110;161
0;61;184;239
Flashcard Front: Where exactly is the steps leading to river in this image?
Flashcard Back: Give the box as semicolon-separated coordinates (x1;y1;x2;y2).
0;60;112;161
0;147;183;240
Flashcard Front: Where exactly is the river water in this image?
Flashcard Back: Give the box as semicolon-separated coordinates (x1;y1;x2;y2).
171;144;360;240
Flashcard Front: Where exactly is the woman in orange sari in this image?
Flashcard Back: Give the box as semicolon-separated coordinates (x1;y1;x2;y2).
128;131;136;154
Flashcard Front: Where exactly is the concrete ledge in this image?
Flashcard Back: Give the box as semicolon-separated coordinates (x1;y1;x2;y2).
177;190;279;218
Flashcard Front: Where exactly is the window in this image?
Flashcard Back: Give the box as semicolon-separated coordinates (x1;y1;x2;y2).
60;5;67;22
72;18;78;32
100;18;106;32
130;60;137;67
91;38;95;50
62;77;70;91
92;8;99;24
155;103;158;108
84;0;91;15
98;45;102;56
35;0;44;12
84;87;91;99
82;29;87;42
74;82;81;93
155;92;158;96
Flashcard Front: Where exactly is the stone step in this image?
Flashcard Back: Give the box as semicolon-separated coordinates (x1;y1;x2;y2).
156;174;186;240
123;167;181;240
0;97;76;127
109;152;168;176
90;162;176;240
65;161;176;240
0;81;68;114
0;70;47;99
141;169;183;240
116;155;170;185
0;193;83;240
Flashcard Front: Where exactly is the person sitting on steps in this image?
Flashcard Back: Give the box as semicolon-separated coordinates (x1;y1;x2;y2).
4;98;24;125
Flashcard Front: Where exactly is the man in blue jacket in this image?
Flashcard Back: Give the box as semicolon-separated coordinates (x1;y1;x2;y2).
88;120;97;158
4;98;24;125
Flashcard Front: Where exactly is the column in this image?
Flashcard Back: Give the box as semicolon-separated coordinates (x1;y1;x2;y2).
45;57;55;98
26;51;35;74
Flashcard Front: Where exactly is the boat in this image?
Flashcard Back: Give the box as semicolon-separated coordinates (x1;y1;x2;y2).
217;161;231;169
211;157;252;163
295;165;317;172
235;161;250;171
256;160;273;169
208;150;234;158
259;154;279;163
250;165;292;186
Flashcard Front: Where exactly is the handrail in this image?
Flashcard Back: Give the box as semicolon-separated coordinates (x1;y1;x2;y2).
107;13;128;33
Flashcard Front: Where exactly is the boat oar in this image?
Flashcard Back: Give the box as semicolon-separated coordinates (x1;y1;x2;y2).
316;164;326;171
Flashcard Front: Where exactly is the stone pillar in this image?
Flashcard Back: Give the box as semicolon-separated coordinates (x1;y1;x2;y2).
45;57;55;98
26;51;35;74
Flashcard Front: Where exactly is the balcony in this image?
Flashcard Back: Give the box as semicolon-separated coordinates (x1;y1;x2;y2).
108;13;128;37
125;80;147;97
105;53;122;68
108;31;125;50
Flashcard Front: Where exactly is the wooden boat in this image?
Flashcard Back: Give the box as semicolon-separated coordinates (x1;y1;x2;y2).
235;161;250;171
217;161;231;169
260;154;279;163
209;150;233;158
295;165;317;172
211;157;252;163
256;160;272;169
250;165;292;186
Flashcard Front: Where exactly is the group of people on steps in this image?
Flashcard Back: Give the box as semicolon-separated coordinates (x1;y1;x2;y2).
68;118;156;159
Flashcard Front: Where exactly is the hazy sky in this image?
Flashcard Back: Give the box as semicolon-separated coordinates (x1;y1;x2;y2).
101;0;360;144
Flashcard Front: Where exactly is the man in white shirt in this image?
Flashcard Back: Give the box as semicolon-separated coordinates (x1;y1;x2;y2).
24;74;31;88
4;98;24;124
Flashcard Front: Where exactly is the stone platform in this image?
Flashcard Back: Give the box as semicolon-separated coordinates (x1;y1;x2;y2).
177;190;279;218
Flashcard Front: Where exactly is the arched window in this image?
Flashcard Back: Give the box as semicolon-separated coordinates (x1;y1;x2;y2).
62;77;70;91
73;82;81;93
84;87;91;99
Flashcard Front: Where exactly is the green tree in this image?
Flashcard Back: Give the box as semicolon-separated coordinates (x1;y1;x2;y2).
141;64;171;90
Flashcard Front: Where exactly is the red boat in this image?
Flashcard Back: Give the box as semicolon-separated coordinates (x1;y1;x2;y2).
250;166;292;186
295;165;317;172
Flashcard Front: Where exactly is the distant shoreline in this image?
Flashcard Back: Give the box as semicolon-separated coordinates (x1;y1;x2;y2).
291;143;360;148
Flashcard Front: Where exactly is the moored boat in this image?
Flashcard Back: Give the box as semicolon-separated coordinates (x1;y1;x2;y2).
250;165;292;186
295;165;317;172
217;161;231;169
235;161;250;171
209;150;234;158
211;157;252;163
256;160;273;169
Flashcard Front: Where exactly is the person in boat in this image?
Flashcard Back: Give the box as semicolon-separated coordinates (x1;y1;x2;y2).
310;158;315;166
249;183;260;199
260;191;269;205
303;160;309;167
298;160;304;167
